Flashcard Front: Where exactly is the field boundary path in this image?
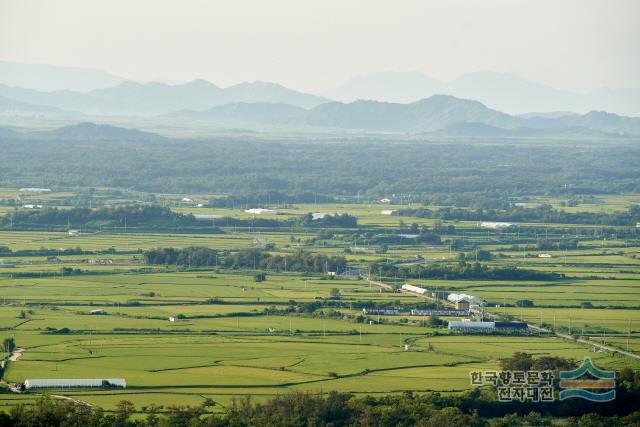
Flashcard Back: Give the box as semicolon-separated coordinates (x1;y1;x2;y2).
8;347;25;362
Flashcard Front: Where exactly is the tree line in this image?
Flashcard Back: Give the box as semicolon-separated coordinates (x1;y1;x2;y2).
371;261;562;281
395;204;640;227
143;247;347;274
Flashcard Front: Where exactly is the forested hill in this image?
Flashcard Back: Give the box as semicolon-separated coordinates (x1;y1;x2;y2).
1;133;638;197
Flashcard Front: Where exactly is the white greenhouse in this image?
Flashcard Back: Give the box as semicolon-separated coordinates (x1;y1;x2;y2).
24;378;126;390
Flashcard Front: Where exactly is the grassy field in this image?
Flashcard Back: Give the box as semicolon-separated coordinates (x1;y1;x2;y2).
0;193;638;412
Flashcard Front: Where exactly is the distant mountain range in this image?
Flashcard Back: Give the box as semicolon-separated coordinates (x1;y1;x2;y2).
324;71;640;117
1;62;639;137
2;96;637;139
0;79;328;116
170;95;640;136
0;94;71;116
0;60;125;92
17;122;164;141
0;61;638;117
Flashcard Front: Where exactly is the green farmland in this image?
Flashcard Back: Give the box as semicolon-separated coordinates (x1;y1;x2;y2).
0;188;639;416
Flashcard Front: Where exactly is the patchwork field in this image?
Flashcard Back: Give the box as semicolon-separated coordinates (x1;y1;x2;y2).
0;193;638;414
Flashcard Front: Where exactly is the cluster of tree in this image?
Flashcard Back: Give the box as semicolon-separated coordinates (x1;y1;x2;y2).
535;239;580;250
143;247;347;273
371;261;562;281
224;249;347;273
0;205;201;229
395;204;640;227
0;246;119;257
204;213;356;229
299;213;357;228
206;191;337;207
143;247;219;267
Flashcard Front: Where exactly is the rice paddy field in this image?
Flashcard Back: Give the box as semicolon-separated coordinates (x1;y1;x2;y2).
0;188;638;413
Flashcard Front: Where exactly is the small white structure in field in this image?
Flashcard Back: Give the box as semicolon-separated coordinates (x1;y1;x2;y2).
369;320;375;325
448;293;481;304
68;229;80;236
169;316;177;322
480;222;513;229
379;198;392;203
538;253;552;258
194;214;223;220
196;203;204;208
381;210;394;215
245;208;273;214
19;188;51;193
89;309;107;315
22;204;43;209
312;213;327;220
404;344;410;351
182;197;193;202
401;283;427;295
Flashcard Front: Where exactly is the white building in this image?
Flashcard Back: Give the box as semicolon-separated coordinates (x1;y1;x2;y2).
244;208;274;214
448;321;495;330
68;229;80;236
19;188;51;193
447;293;481;304
401;283;427;294
480;222;513;229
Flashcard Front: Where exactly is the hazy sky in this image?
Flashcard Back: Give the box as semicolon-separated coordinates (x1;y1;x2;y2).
1;0;638;93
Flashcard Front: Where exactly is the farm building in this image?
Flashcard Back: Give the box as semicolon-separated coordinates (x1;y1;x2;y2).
495;322;528;330
455;299;470;311
381;210;394;215
410;309;468;316
19;188;51;193
379;198;391;203
24;378;126;390
448;293;481;304
448;321;528;331
538;253;552;258
480;222;513;229
431;291;449;300
194;214;223;220
244;208;273;214
362;308;400;316
68;229;80;236
401;284;427;294
89;309;107;315
448;321;495;330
